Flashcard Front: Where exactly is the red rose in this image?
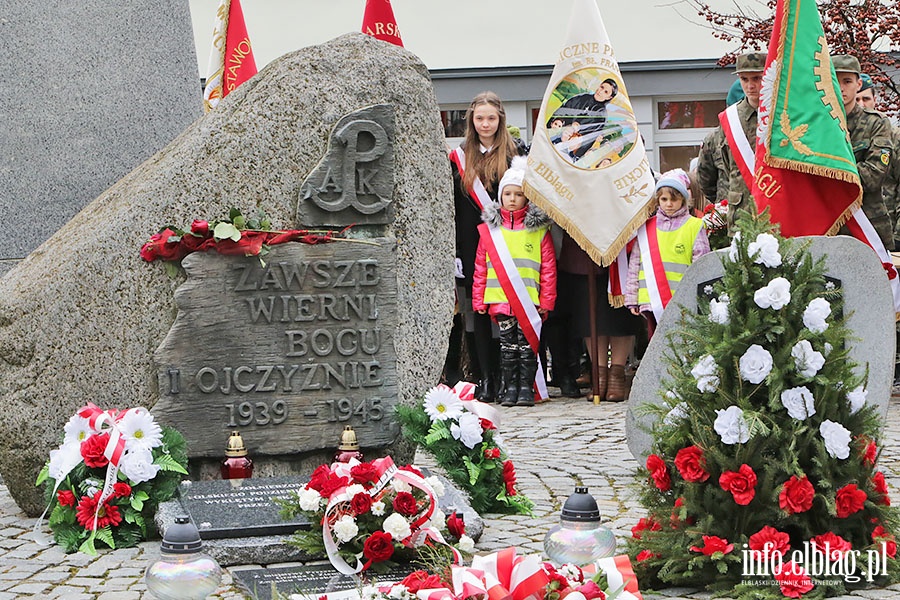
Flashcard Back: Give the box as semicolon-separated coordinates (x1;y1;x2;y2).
690;535;734;556
155;229;189;261
873;471;891;506
779;475;815;514
447;511;466;539
392;491;418;516
179;233;205;252
400;464;424;478
719;464;757;505
774;561;814;598
631;517;662;540
748;526;790;558
113;482;132;498
872;525;897;558
75;492;122;531
811;532;851;560
484;447;501;460
80;433;110;468
480;418;496;430
350;492;373;515
670;497;695;527
576;579;605;600
317;473;350;499
863;440;878;465
362;531;394;566
190;219;210;236
350;463;380;486
835;483;867;518
635;549;660;562
502;461;518;496
306;465;332;493
674;446;710;483
215;231;266;256
400;570;444;593
57;490;76;507
646;454;671;491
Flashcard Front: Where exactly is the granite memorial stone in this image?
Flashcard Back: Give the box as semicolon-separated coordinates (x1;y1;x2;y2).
0;32;453;515
626;236;896;461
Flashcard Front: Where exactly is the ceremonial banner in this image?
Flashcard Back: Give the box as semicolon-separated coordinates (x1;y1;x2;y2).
752;0;862;236
361;0;404;47
203;0;258;112
524;0;655;266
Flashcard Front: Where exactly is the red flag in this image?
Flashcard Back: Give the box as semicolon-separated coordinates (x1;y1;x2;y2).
203;0;258;112
361;0;404;47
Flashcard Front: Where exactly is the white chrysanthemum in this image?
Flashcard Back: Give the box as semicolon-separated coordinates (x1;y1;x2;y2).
825;281;836;290
791;340;825;378
333;515;359;543
391;479;412;494
361;586;381;600
371;500;386;516
425;476;445;498
458;534;476;553
803;298;831;333
119;447;161;484
423;385;464;422
754;277;791;310
345;484;366;499
748;233;782;267
739;344;773;384
450;412;484;449
663;402;689;426
383;513;412;540
298;488;322;511
558;563;583;583
847;386;868;415
388;584;412;600
709;297;730;325
704;284;714;295
714;406;751;445
63;416;94;446
118;408;163;453
820;420;851;459
781;386;816;420
691;354;720;393
48;442;83;481
728;232;742;262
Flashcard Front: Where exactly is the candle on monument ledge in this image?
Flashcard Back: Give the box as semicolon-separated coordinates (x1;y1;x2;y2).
334;425;364;463
220;431;254;480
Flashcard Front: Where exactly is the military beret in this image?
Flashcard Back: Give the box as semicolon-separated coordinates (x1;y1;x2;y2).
832;54;861;74
860;73;874;91
733;52;767;74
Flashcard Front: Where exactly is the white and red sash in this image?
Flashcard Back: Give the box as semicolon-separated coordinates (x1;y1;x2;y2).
478;223;549;401
719;104;755;190
844;209;900;316
636;216;672;322
449;147;494;211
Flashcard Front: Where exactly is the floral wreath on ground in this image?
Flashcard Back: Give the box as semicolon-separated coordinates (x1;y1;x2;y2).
628;211;900;599
395;381;534;515
278;456;471;575
36;404;188;555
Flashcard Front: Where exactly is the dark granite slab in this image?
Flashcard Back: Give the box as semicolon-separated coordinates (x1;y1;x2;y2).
233;563;415;600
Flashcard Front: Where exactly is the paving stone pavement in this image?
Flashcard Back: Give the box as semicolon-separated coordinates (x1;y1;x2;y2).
3;392;900;599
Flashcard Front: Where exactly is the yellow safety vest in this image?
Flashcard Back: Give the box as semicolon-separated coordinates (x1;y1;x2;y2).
637;217;704;305
482;226;547;305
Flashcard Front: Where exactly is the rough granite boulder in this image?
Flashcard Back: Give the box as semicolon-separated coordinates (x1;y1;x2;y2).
0;33;453;515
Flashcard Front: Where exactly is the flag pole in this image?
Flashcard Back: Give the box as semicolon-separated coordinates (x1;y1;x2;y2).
588;268;601;405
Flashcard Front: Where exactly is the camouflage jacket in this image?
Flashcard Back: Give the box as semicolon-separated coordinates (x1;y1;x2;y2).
886;126;900;243
697;128;728;204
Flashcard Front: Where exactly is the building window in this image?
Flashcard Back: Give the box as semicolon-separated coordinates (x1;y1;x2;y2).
653;96;725;172
658;144;702;174
657;100;726;130
440;109;468;138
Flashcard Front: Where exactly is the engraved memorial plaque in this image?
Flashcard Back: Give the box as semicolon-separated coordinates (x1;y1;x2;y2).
152;240;399;457
233;564;415;600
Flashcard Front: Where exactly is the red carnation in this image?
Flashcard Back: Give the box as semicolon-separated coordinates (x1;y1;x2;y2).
502;461;518;496
873;472;891;506
863;440;878;465
307;465;333;493
773;561;814;598
113;482;132;498
400;570;445;593
811;532;852;560
446;511;466;539
57;490;76;507
631;517;662;540
75;492;122;531
484;447;501;460
350;463;380;486
80;433;111;468
362;531;395;566
835;483;867;518
350;492;373;515
719;464;757;505
690;535;734;556
779;475;815;514
393;491;418;516
674;445;710;483
636;549;660;562
872;525;898;558
646;454;671;491
748;526;790;558
317;473;350;499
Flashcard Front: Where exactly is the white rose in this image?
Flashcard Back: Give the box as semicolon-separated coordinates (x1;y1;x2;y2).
663;402;689;426
383;513;412;540
803;298;831;333
714;406;751;445
791;340;825;378
709;298;730;325
691;354;720;393
119;448;161;484
847;386;868;415
333;515;359;543
450;412;484;449
728;232;742;262
458;534;476;553
754;277;791;310
780;386;816;420
739;344;773;384
819;420;851;459
747;233;782;267
298;488;322;511
425;476;445;498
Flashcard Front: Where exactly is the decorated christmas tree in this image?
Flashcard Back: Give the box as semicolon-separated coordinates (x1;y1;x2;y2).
629;212;900;598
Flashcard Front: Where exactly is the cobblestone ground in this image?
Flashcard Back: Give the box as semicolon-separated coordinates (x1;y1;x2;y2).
3;392;900;599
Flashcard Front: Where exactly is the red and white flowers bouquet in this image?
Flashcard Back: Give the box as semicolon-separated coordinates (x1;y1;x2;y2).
279;456;469;575
35;403;188;554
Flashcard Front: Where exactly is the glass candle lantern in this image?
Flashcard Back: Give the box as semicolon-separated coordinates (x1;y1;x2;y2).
220;431;253;479
543;486;616;566
145;516;222;600
334;425;363;463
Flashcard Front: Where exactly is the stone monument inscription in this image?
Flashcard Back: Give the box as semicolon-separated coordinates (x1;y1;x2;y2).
233;564;414;600
152;240;399;457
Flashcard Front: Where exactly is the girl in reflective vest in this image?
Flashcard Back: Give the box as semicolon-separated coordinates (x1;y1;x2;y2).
625;169;710;337
472;157;557;407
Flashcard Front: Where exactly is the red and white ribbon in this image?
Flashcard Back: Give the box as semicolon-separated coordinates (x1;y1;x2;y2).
593;555;644;600
719;104;755;190
843;209;900;316
636;217;672;323
453;381;502;428
449;147;495;212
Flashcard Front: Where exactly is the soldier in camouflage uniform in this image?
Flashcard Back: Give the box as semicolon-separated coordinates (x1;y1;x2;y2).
697;128;728;204
696;52;766;230
832;55;894;251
